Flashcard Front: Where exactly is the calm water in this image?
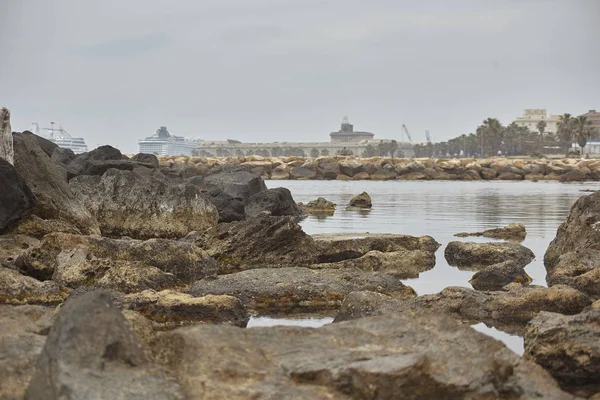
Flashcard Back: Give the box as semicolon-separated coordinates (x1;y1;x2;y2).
254;179;595;354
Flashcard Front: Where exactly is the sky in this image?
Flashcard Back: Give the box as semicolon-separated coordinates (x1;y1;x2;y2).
1;0;599;153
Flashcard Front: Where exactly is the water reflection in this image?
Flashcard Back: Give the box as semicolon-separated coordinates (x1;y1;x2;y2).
471;323;524;355
247;316;334;328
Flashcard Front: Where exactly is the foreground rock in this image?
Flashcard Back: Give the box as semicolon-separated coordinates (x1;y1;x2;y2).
0;305;54;400
546;249;600;300
153;312;575;399
17;232;220;283
0;267;66;305
70;168;218;239
545;191;600;269
0;234;39;269
455;223;527;241
12;132;100;235
202;165;267;202
25;290;182;399
335;285;591;333
525;309;600;397
469;260;532;291
117;290;249;328
189;267;416;313
0;158;34;232
445;241;535;270
0;107;13;164
201;187;246;223
244;187;304;219
347;191;372;209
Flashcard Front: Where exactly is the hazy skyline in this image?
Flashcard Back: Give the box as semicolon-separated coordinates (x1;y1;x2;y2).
2;0;599;153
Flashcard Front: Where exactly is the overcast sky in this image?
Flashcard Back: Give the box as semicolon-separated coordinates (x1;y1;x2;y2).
2;0;599;153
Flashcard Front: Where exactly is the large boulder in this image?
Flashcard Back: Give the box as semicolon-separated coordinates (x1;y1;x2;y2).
66;145;124;176
24;290;182;400
70;168;218;239
201;187;246;223
12;132;100;235
547;249;600;299
0;305;54;400
0;234;39;269
302;197;336;214
117;290;249;328
338;159;365;177
0;267;66;305
244;187;304;219
0;158;34;232
131;153;159;168
16;232;220;283
0;107;13;164
445;241;535;270
347;191;372;209
525;309;600;397
469;260;532;291
202;165;267;202
455;223;527;241
189;267;416;313
152;312;575;399
545;191;600;270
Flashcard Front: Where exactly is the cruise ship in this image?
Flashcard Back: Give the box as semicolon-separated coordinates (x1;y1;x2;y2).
30;122;89;154
138;126;199;156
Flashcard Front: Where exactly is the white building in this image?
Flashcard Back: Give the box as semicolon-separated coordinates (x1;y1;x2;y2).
513;109;559;134
137;126;199;156
571;140;600;156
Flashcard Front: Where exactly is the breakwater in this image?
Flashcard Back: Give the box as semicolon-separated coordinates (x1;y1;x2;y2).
158;155;600;181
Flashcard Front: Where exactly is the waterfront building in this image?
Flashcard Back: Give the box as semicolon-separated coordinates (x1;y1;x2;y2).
329;116;375;142
578;109;600;131
513;109;559;133
137;126;199;156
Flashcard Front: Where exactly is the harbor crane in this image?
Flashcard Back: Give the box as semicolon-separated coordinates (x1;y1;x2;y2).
401;124;413;143
425;129;432;144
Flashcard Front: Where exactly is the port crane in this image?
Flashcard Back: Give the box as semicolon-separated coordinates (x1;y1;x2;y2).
401;124;413;143
425;129;432;144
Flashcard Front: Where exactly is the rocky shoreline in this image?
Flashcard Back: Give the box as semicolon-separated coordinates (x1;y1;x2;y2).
1;122;600;399
158;154;600;181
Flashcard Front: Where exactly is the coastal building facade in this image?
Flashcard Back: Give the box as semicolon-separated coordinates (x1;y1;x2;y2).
579;109;600;131
329;116;375;142
513;109;559;133
138;126;199;156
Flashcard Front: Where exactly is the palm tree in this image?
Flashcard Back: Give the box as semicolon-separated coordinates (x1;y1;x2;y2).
537;120;546;154
557;113;575;153
477;118;504;156
574;116;594;155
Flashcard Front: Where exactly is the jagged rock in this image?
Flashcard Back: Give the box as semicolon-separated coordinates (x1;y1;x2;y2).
17;232;219;283
455;223;527;241
445;241;535;270
245;187;305;218
0;158;34;232
50;146;76;166
0;234;39;269
12;132;100;235
6;214;81;238
117;290;249;328
347;191;372;209
152;311;575;399
202;165;267;202
547;249;600;299
24;290;183;400
70;168;218;239
525;309;600;397
189;267;415;313
131;153;159;168
469;260;532;291
322;162;340;179
339;159;365;177
201;187;246;223
303;197;336;214
0;305;55;400
545;191;600;270
79;158;155;176
335;285;591;333
0;267;66;305
313;233;440;263
0;107;13;164
66;145;124;176
188;215;320;267
313;249;435;278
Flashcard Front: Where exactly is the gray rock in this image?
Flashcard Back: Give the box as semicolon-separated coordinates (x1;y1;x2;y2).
469;260;532;291
245;187;304;219
12;132;100;235
152;311;575;399
455;223;527;241
189;266;416;313
70;168;218;239
25;290;183;400
131;153;159;168
290;166;317;179
347;191;372;208
303;197;336;213
0;267;66;305
445;241;535;270
0;158;34;232
547;249;600;299
0;234;39;269
201;187;246;222
525;309;600;397
66;145;123;176
0;107;14;164
203;165;267;202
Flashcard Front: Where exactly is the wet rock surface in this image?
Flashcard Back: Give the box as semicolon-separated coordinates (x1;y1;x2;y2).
153;311;575;399
347;191;372;209
445;241;535;270
70;168;218;239
524;309;600;397
469;260;532;291
455;223;527;241
189;267;416;313
301;197;336;214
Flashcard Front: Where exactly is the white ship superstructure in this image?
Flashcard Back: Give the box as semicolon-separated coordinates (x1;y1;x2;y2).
138;126;199;156
30;122;89;154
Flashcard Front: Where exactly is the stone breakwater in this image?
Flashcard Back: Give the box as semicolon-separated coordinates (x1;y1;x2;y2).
157;155;600;181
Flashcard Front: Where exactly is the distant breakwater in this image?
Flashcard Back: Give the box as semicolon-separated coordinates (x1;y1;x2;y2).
157;155;600;182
